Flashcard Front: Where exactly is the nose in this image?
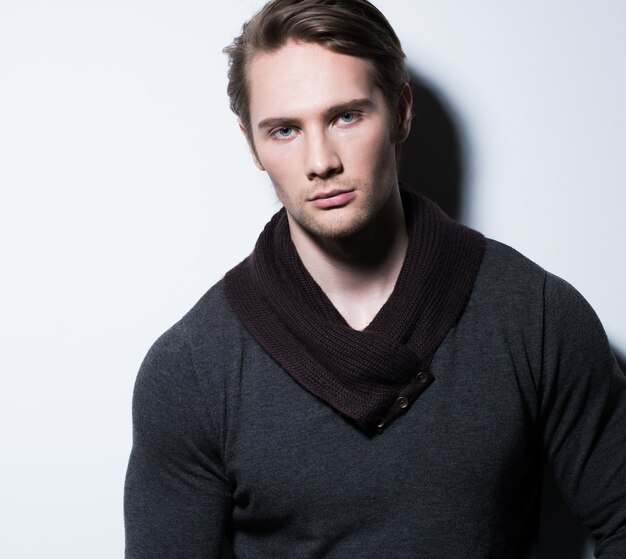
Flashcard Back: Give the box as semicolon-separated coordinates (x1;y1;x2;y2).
305;131;342;180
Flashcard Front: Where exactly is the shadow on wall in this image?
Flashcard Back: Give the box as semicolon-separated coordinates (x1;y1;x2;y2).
399;69;623;559
399;68;466;222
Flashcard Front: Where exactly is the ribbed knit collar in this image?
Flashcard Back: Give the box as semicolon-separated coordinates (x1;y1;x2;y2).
224;188;485;435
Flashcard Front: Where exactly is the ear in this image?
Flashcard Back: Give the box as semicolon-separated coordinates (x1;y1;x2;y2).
239;119;265;171
395;83;413;143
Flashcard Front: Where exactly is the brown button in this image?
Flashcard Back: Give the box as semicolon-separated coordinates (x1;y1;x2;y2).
416;371;429;383
396;396;409;409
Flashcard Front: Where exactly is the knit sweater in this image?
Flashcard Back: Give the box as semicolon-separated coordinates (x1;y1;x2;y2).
223;190;484;434
124;239;626;558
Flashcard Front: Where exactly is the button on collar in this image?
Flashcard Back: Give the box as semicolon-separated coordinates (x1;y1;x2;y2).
396;396;409;409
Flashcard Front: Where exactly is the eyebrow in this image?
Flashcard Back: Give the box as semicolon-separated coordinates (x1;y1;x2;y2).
256;98;376;131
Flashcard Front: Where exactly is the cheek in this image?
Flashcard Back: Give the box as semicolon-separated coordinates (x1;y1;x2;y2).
263;164;300;205
359;114;393;149
257;144;301;183
345;123;396;172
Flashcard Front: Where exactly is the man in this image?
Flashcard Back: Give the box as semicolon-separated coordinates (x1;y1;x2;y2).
124;1;626;557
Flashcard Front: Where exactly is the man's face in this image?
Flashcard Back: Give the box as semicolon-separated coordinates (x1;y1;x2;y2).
244;40;410;240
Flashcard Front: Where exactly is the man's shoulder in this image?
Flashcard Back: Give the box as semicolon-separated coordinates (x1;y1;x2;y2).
474;238;598;328
481;237;545;281
472;238;547;306
142;279;249;377
480;237;584;297
177;279;242;340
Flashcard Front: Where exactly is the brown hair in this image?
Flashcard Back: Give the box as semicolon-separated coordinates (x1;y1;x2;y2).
224;0;410;135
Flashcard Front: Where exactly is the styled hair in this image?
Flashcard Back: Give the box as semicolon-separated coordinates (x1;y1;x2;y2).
224;0;410;135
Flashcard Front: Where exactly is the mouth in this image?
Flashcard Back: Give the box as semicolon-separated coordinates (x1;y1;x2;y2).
309;189;356;209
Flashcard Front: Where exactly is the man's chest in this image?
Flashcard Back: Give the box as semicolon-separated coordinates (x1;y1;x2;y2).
221;330;542;556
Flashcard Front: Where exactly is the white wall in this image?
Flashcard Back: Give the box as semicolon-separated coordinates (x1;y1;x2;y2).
382;0;626;354
0;1;623;557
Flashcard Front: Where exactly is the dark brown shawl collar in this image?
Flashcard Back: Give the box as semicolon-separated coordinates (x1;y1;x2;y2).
224;188;485;434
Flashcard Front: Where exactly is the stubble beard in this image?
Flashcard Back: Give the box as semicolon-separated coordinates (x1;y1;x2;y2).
275;178;394;241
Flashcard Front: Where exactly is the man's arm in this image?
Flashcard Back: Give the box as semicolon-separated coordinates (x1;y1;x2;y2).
540;272;626;557
124;324;232;558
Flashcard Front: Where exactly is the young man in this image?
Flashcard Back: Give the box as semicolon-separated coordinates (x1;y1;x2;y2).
124;1;626;557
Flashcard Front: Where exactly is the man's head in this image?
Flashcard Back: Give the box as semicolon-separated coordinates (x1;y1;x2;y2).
223;0;412;241
224;0;410;140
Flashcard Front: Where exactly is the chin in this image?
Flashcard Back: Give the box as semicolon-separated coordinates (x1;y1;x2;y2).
296;210;373;240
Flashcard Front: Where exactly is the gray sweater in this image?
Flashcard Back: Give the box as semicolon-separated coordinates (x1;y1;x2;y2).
124;239;626;558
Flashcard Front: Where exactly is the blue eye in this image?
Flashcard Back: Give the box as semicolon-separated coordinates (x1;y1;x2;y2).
339;112;356;123
272;126;294;139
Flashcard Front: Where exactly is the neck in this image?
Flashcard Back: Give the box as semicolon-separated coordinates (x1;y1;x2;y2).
288;185;408;330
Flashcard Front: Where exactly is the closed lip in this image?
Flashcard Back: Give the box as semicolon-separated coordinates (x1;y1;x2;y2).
309;188;355;201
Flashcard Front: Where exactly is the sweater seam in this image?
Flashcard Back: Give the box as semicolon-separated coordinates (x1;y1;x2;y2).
177;320;232;490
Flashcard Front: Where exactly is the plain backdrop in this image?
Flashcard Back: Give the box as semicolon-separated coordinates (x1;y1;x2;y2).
0;1;624;557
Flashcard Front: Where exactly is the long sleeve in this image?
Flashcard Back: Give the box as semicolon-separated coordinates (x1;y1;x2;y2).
124;324;232;558
539;272;626;557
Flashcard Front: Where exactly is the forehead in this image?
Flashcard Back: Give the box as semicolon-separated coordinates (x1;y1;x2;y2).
247;41;378;124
